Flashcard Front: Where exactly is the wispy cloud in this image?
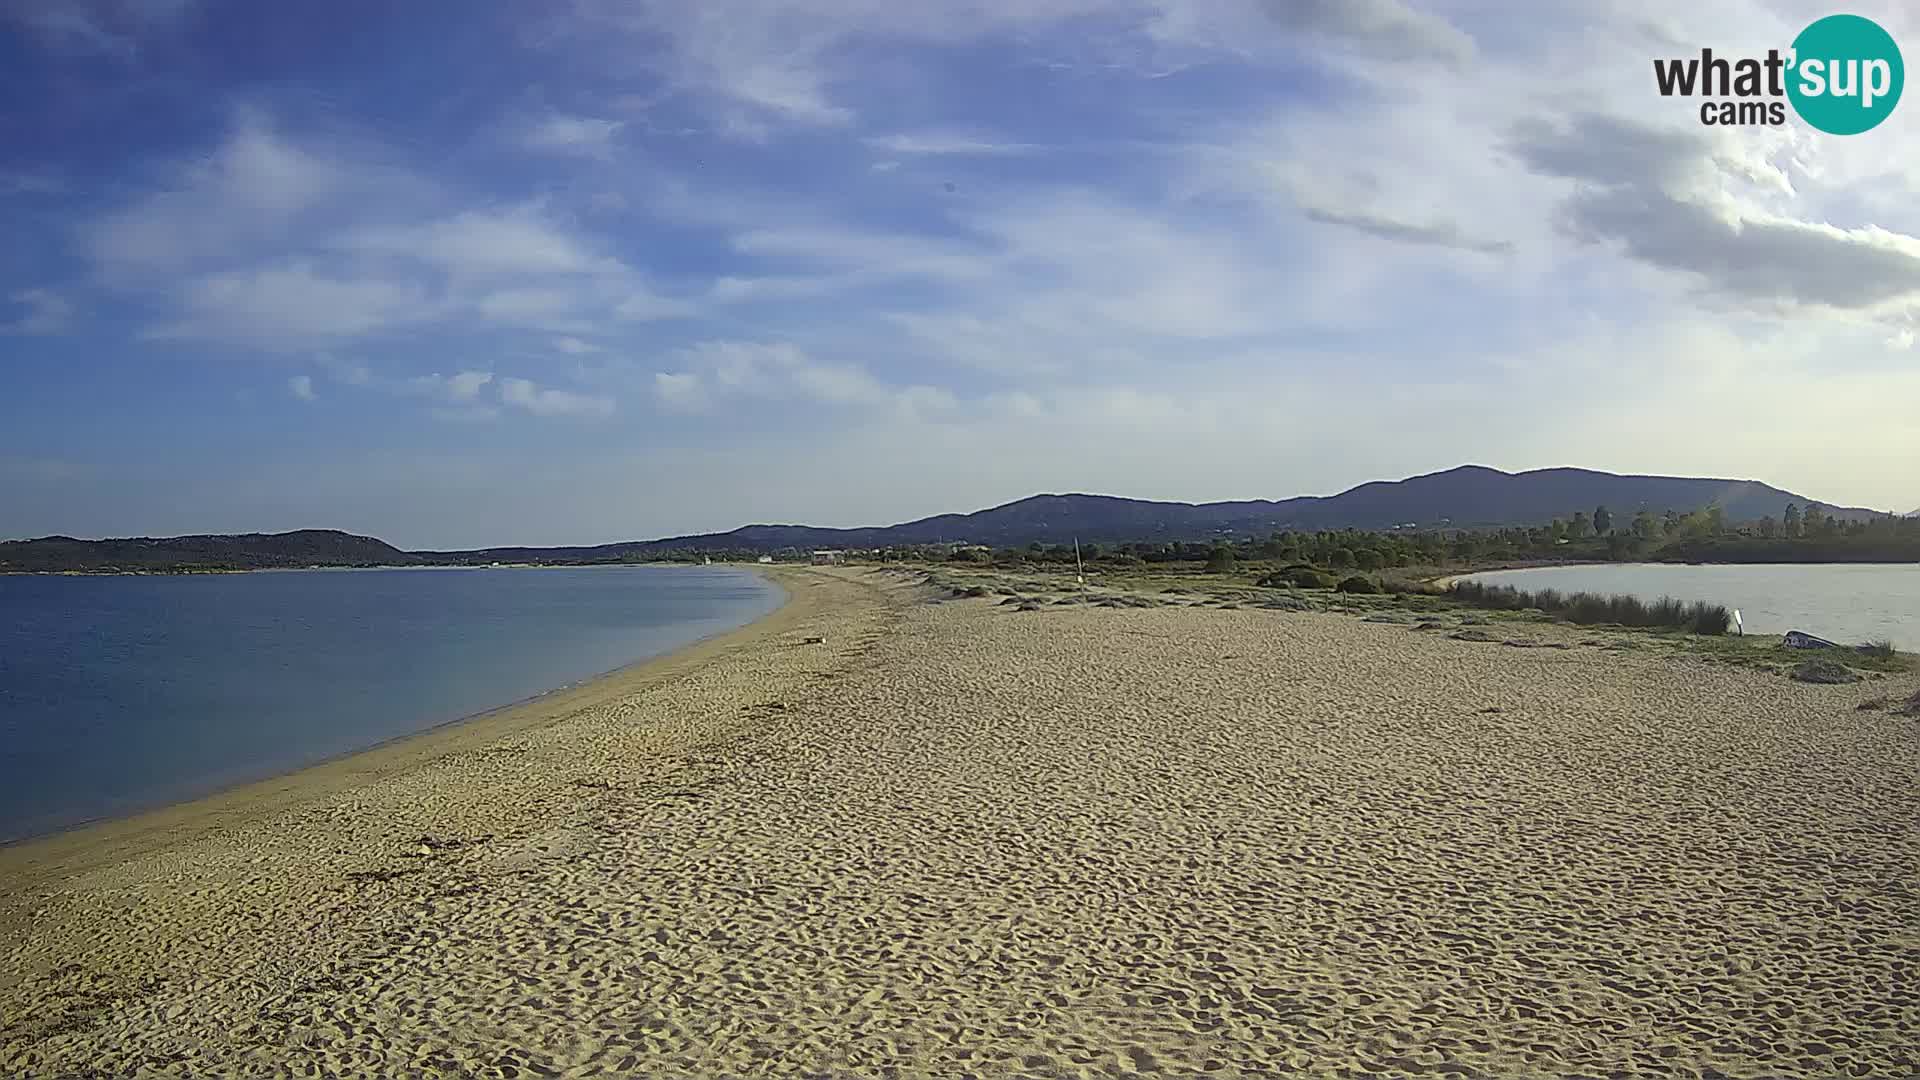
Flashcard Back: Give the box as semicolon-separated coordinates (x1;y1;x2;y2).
516;110;625;158
1300;203;1513;255
863;132;1038;156
4;0;200;57
288;374;316;400
2;289;73;335
145;261;439;349
0;169;64;197
653;340;953;416
81;112;371;277
335;204;624;278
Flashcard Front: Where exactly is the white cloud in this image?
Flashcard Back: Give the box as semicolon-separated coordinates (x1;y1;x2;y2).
652;371;707;411
2;288;73;335
336;367;608;422
499;376;616;418
613;286;697;321
557;0;1152;134
518;111;624;158
146;261;438;348
82;113;368;276
82;115;650;346
654;340;952;416
1510;112;1920;316
552;336;601;355
1249;0;1474;66
864;132;1037;156
448;371;494;400
337;205;622;278
409;371;495;403
474;287;585;323
288;374;316;401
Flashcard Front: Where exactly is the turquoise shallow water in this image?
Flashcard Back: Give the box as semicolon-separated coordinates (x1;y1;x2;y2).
0;565;781;843
1462;562;1920;650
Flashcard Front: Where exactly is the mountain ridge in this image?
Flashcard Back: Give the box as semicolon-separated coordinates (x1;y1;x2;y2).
0;465;1882;571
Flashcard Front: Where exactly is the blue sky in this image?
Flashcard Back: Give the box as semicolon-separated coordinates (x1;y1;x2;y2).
4;0;1919;547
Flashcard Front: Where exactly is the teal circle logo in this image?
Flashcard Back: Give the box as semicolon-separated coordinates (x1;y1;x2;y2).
1787;14;1903;135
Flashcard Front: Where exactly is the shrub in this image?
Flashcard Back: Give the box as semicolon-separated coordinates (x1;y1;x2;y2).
1260;566;1336;589
1447;580;1729;634
1857;639;1896;659
1204;547;1237;573
1335;574;1380;594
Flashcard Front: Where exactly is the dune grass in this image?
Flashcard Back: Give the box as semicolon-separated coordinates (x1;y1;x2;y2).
1448;580;1731;635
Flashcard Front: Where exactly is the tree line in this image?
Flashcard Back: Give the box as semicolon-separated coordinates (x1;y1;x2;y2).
909;501;1920;570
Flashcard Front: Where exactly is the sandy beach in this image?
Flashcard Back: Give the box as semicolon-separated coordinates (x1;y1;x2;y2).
3;566;1917;1078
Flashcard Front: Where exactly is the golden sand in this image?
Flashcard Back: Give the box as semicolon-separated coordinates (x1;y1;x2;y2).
2;567;1916;1077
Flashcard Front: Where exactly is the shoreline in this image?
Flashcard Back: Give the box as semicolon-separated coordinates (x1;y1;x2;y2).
5;569;1918;1077
0;560;756;577
0;566;801;880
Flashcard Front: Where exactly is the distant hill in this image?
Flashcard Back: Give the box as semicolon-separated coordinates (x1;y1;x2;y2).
0;530;414;572
429;464;1875;558
4;466;1880;571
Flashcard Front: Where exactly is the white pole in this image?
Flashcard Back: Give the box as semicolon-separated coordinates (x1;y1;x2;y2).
1074;537;1084;585
1733;608;1743;636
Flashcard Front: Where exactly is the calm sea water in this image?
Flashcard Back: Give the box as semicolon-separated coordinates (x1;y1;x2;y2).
0;566;782;843
1462;563;1920;650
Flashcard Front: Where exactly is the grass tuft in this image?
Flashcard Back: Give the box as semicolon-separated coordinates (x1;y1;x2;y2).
1790;658;1860;684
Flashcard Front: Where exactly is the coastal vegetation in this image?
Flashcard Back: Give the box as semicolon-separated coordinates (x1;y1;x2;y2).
900;555;1913;685
923;504;1920;574
1445;580;1732;634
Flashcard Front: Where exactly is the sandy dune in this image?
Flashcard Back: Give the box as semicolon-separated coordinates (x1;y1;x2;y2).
3;567;1917;1078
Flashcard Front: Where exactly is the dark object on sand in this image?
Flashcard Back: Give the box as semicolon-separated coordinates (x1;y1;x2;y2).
1450;629;1501;643
1790;658;1859;684
1783;630;1840;650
